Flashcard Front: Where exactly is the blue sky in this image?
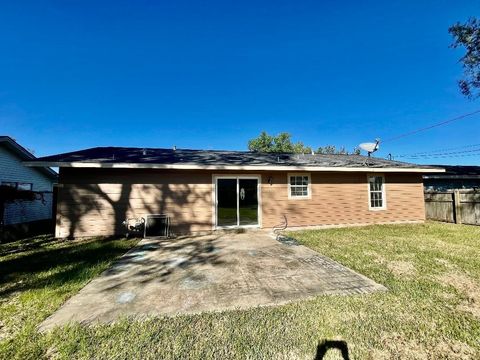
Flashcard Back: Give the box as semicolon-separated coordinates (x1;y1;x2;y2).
0;0;479;164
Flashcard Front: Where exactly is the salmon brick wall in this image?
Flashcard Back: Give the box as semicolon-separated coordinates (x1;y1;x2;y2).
55;168;425;238
260;172;425;228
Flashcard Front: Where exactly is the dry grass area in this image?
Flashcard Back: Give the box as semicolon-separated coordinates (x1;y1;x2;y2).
1;222;480;359
438;271;480;319
292;222;480;359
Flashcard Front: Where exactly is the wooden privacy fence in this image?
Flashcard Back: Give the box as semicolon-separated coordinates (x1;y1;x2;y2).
424;190;480;225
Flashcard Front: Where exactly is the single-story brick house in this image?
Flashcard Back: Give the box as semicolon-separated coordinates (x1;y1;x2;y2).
25;147;444;238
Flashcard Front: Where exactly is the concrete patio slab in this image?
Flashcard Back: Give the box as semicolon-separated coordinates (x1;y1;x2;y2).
40;231;386;331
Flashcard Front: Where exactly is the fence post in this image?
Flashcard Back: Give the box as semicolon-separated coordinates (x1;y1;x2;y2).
453;190;462;224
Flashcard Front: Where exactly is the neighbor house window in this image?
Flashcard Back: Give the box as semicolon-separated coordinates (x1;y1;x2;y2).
17;183;33;191
1;182;32;190
368;175;386;210
1;182;17;188
288;173;310;199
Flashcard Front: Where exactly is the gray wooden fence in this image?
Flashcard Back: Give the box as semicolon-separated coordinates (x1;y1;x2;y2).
424;190;480;225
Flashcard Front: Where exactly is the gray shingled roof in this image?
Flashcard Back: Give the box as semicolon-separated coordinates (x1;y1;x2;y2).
26;146;441;170
428;165;480;176
423;165;480;178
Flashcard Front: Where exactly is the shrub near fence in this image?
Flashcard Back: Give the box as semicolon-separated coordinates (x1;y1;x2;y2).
424;189;480;225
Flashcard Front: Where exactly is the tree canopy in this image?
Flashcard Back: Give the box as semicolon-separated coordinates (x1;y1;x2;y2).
449;17;480;98
247;131;359;154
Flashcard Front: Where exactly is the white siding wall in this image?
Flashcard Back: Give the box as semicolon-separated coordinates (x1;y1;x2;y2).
0;146;55;225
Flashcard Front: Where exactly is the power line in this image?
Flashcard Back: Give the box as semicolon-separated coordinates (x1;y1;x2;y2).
401;148;480;159
382;109;480;143
403;148;480;157
396;143;480;158
402;152;480;159
408;148;480;157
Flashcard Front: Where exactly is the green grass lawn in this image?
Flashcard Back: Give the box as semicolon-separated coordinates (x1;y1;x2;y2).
1;222;480;359
0;235;139;359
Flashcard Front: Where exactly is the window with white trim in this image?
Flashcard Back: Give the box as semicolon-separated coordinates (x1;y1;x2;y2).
288;174;310;198
1;182;33;190
17;183;33;191
1;182;17;188
368;175;385;209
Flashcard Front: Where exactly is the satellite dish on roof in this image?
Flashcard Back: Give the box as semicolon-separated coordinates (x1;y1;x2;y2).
359;138;380;157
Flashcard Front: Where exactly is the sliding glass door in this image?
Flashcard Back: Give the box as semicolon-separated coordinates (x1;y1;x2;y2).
216;177;259;228
217;179;238;227
238;179;258;226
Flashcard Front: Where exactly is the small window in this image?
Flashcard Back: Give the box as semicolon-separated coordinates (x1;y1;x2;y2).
368;175;386;210
1;181;17;188
17;183;33;191
288;174;310;199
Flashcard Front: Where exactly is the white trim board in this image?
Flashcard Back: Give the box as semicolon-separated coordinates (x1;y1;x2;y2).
24;161;445;173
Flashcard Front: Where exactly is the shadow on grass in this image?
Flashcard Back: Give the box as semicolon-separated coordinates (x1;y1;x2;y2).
0;234;226;298
315;340;350;360
0;234;58;257
0;235;137;297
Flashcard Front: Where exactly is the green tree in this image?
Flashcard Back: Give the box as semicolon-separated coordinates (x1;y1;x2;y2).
449;17;480;98
315;145;358;154
271;132;295;153
292;141;313;154
248;131;357;154
317;145;336;154
247;131;274;152
248;132;312;153
248;131;312;153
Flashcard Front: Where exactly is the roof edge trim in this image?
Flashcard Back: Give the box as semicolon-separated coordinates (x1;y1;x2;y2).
23;161;445;173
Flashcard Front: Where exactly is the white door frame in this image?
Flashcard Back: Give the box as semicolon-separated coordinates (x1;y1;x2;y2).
212;174;262;230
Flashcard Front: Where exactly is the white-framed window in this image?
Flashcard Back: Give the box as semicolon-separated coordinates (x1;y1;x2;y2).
288;173;311;199
1;182;33;190
18;183;33;191
368;174;386;210
1;181;17;188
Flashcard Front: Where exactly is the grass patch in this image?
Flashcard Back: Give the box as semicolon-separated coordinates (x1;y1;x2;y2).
1;223;480;359
0;234;139;359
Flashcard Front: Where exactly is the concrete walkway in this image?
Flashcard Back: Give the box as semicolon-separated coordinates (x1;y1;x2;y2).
40;231;386;331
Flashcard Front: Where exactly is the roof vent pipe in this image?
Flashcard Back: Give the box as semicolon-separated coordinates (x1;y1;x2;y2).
142;148;147;156
173;145;177;151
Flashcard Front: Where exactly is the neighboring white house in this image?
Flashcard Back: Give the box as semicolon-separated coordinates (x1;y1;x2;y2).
0;136;57;226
